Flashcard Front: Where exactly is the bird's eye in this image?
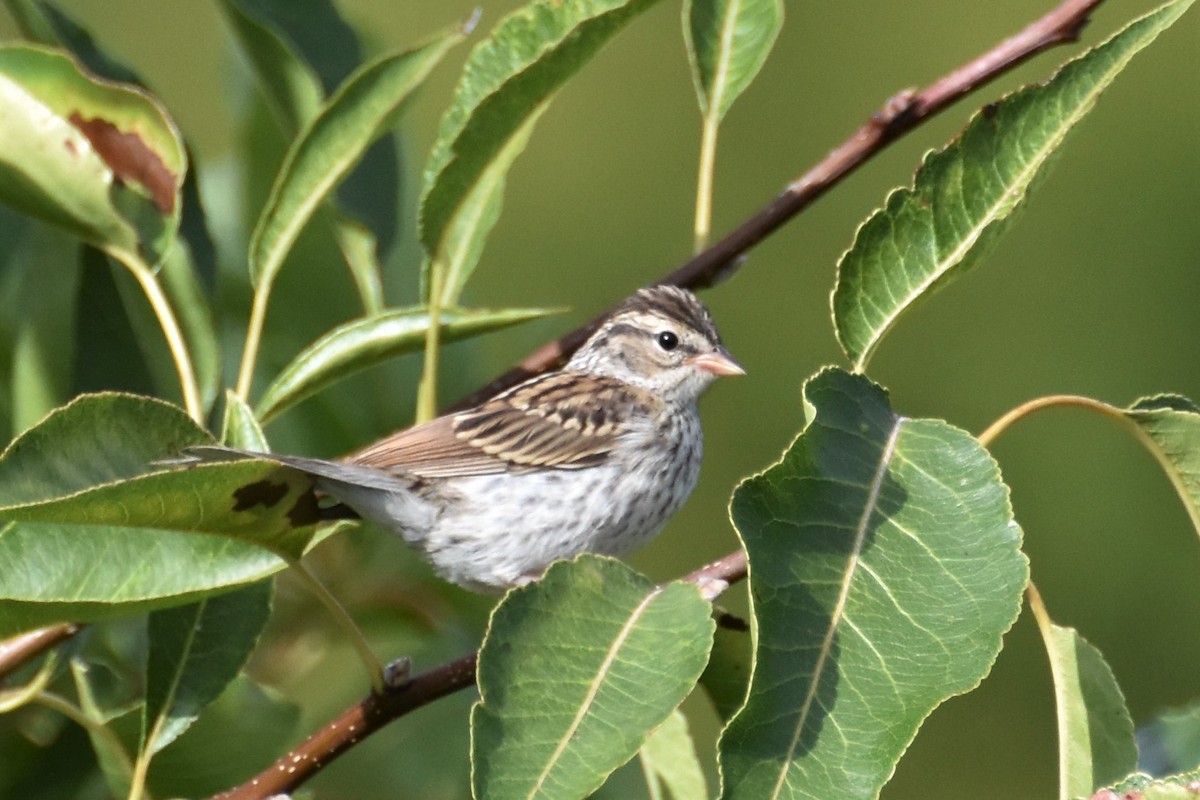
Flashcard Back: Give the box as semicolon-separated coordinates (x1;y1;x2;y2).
656;331;679;351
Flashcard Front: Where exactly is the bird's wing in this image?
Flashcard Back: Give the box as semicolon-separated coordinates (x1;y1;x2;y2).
349;372;655;478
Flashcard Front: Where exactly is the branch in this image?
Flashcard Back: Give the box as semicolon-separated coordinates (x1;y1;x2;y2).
212;4;1110;793
448;0;1106;413
0;623;81;684
210;549;750;800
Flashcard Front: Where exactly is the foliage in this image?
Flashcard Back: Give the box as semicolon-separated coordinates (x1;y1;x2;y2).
0;0;1197;799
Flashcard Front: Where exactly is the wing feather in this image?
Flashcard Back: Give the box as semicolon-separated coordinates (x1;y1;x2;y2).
347;372;655;478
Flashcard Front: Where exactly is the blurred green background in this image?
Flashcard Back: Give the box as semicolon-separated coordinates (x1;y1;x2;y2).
0;1;1197;797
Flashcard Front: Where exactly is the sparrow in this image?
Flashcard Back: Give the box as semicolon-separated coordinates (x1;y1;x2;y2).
185;285;742;592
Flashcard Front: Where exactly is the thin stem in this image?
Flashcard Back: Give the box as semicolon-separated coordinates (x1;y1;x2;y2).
1025;581;1073;800
128;743;152;800
235;285;272;402
286;556;385;695
448;0;1107;413
980;393;1200;538
415;265;446;424
35;691;134;775
117;251;203;423
0;650;59;713
693;113;719;254
976;394;1120;447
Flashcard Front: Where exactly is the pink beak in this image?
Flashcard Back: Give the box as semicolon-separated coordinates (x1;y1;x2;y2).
687;348;745;377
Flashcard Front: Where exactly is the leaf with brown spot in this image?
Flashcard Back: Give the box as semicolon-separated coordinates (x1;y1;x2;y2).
0;45;185;263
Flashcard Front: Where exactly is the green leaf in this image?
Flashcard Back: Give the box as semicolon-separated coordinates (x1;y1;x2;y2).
832;0;1195;371
215;0;324;135
419;0;663;304
3;0;57;45
1097;769;1200;799
1139;702;1200;775
222;390;269;451
684;0;783;121
0;461;322;556
640;710;709;800
218;0;403;288
0;44;185;265
1029;587;1136;799
0;393;317;636
330;210;385;315
472;556;715;800
430;107;546;307
718;368;1028;799
142;581;272;755
8;224;79;435
145;675;300;798
0;393;319;553
0;392;209;502
699;616;752;722
0;522;284;638
248;30;463;289
255;305;558;423
1123;395;1200;541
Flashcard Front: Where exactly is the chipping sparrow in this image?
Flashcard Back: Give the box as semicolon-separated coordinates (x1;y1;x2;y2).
187;286;742;592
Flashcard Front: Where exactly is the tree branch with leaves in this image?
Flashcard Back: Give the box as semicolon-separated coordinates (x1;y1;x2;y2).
0;0;1197;798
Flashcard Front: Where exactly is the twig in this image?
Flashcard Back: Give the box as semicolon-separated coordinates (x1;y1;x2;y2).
448;0;1106;413
0;623;81;684
209;550;751;799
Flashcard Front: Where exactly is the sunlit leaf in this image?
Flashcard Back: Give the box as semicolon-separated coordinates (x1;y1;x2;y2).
1123;395;1200;542
0;521;285;638
0;45;185;265
219;0;402;287
419;0;663;305
255;305;558;423
684;0;783;121
1029;586;1136;799
248;30;462;289
0;392;209;502
0;393;312;637
472;556;715;799
832;0;1195;370
640;710;708;800
222;390;268;451
718;368;1028;799
1097;769;1200;799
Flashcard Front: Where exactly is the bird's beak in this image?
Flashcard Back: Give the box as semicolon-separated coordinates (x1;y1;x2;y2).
687;348;745;377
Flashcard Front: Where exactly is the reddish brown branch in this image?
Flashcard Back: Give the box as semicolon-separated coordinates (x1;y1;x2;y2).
211;652;479;800
448;0;1105;413
210;549;751;800
0;623;81;684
